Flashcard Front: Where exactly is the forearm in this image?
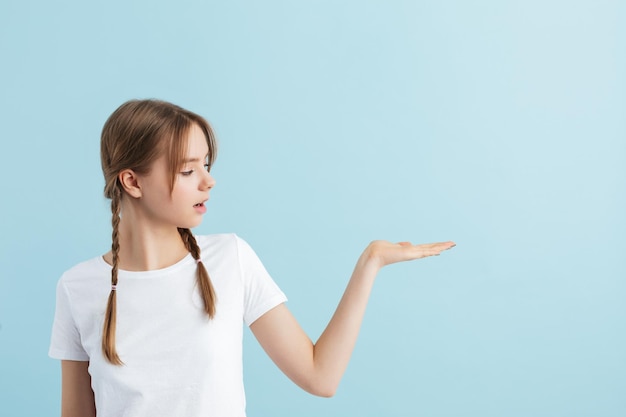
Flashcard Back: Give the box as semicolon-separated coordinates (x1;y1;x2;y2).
310;254;380;395
251;239;454;397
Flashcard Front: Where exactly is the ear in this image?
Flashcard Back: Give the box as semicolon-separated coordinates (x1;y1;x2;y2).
118;169;142;198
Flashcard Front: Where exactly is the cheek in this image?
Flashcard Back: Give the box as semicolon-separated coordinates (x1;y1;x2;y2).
171;182;195;200
142;184;174;206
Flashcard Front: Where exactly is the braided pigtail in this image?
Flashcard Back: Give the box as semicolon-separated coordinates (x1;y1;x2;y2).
178;228;217;318
102;186;124;365
100;99;219;363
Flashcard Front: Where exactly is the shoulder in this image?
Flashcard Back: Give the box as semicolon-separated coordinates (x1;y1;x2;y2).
59;256;109;285
194;233;251;253
55;256;110;303
194;233;240;261
194;233;237;253
194;233;260;263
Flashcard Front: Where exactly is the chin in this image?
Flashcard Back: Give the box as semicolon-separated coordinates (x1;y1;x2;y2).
179;219;203;230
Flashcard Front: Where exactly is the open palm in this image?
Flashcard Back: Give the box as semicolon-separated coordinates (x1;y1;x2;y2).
364;240;456;269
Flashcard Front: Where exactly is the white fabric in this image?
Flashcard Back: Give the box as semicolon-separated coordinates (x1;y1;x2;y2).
49;234;287;417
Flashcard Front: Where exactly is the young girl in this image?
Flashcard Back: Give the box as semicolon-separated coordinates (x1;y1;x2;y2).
49;99;455;417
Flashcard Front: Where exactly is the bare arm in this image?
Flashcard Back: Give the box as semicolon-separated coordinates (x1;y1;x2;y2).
61;360;95;417
250;240;455;397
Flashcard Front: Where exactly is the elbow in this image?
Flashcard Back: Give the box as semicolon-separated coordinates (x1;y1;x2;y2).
304;381;338;398
294;367;341;397
316;388;337;398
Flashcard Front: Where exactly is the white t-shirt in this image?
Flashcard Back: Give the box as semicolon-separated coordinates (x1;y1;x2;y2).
49;234;287;417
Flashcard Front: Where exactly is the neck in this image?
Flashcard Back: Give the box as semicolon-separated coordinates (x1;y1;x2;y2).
103;203;189;272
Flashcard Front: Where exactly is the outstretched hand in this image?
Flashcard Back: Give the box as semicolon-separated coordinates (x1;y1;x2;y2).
250;237;456;397
362;240;456;269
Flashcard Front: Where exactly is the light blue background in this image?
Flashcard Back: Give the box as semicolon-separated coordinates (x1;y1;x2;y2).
1;0;624;416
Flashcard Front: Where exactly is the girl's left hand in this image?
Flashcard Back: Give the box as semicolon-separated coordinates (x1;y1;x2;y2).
361;240;456;269
250;238;456;397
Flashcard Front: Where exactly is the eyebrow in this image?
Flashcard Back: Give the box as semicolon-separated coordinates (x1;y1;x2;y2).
183;153;209;163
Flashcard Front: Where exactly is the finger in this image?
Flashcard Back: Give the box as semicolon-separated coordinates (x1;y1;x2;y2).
415;243;455;257
423;241;456;250
406;247;440;259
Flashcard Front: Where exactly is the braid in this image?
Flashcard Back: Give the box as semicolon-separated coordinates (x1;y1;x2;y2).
102;186;123;365
178;228;217;318
99;99;218;364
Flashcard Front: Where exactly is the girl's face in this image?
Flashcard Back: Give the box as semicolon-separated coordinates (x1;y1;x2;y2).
134;124;215;230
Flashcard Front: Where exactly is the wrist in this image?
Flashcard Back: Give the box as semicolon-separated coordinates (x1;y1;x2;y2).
355;246;383;275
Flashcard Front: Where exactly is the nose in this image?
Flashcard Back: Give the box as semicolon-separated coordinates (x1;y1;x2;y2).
202;170;216;190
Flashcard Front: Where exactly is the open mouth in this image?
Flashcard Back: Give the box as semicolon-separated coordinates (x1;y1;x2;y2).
194;202;204;207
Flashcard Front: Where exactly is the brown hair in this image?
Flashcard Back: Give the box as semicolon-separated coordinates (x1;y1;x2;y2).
100;99;218;365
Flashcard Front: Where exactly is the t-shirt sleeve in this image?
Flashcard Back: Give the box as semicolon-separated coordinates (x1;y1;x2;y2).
236;236;287;326
49;277;89;361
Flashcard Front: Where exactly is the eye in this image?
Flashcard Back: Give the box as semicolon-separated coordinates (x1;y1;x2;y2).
204;163;211;172
180;170;193;176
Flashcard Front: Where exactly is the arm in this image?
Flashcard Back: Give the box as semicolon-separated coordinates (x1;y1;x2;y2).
60;360;96;417
250;240;455;397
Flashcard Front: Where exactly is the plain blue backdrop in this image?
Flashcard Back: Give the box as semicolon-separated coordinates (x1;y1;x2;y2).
1;0;624;416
